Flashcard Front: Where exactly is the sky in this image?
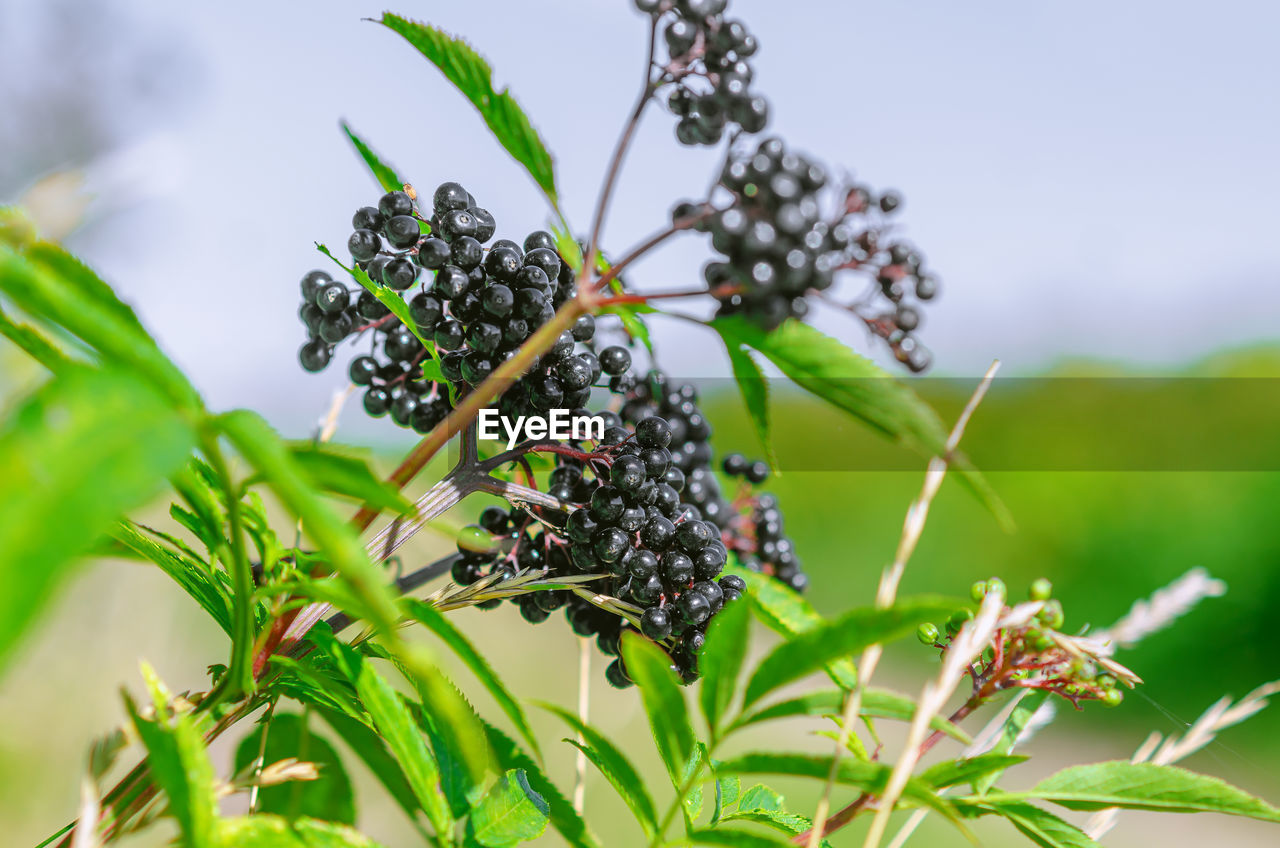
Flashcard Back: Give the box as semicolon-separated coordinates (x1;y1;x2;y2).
3;0;1280;436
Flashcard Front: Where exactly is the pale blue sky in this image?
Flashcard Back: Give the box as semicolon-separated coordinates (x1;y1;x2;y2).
4;0;1279;434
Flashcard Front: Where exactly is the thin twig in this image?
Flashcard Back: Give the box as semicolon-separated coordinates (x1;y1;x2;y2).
801;361;1001;847
573;637;591;815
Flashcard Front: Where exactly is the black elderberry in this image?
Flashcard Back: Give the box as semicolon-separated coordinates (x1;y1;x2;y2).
523;230;557;253
470;207;496;242
378;190;414;219
362;386;390;416
566;509;599;544
640;607;672;641
676;591;710;627
692;579;724;613
432;266;470;300
589;485;626;524
299;302;323;335
347;229;381;262
298;339;331;372
315;282;350;314
416;237;451;269
635;416;672;448
460;351;493;384
640;515;676;551
523;247;561;281
300;270;332;301
432;182;469;215
318;312;353;344
632;574;664;604
593;527;631;564
610;455;647;492
352;206;384;232
482;284;514;318
745;460;770;484
605;658;632;689
661;551;694;585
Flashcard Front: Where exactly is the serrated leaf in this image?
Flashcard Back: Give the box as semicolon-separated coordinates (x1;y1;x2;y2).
687;828;792;847
721;339;775;467
315;243;439;359
313;706;424;829
738;783;784;813
730;567;856;689
213;815;386;847
975;690;1049;795
699;598;751;737
467;769;550;847
724;810;833;848
0;301;72;373
233;712;355;824
981;802;1103;848
621;632;696;786
710;774;740;825
742;596;962;707
988;761;1280;822
731;687;971;744
484;721;601;848
125;663;217;847
921;754;1028;790
379;14;558;201
352;655;454;839
717;753;964;830
288;443;415;516
683;742;707;826
341;122;405;194
0;366;196;673
535;702;658;836
403;599;540;760
711;316;1009;527
112;521;232;635
217;410;402;633
0;243;201;410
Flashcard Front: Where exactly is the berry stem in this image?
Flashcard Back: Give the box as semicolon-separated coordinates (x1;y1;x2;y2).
202;432;257;704
585;12;660;273
591;208;714;294
596;282;741;306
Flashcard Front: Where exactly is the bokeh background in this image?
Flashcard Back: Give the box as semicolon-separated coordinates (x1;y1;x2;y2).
2;0;1278;845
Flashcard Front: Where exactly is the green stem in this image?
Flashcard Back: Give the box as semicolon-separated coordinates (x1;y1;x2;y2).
649;742;717;848
202;431;256;702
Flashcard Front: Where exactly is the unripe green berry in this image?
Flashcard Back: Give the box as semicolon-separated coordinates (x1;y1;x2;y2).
1029;578;1053;601
1096;673;1117;689
917;623;940;645
947;608;974;634
1038;599;1065;629
985;577;1006;599
1099;688;1124;707
970;581;988;603
456;524;496;553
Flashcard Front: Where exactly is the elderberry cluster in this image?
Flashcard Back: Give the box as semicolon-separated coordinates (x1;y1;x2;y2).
295;182;610;430
444;366;807;688
677;136;940;368
636;0;768;145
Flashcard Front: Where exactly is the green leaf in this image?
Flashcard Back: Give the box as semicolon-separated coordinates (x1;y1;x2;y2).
921;754;1029;790
724;810;832;848
288;442;415;516
699;597;751;736
716;753;962;828
112;521;233;635
341;122;405;194
982;802;1103;848
217;410;402;633
352;654;455;840
233;712;355;824
738;783;783;813
599;302;656;356
0;366;196;674
534;702;658;836
125;663;217;847
467;769;551;847
710;774;740;825
688;828;792;847
710;316;1009;526
214;815;386;848
683;741;708;825
403;599;540;759
732;567;856;689
0;242;201;410
731;687;971;744
379;14;558;202
988;761;1280;822
315;244;440;368
974;691;1049;794
721;338;775;467
0;301;72;373
313;706;424;827
620;632;696;786
742;596;962;707
484;721;601;848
